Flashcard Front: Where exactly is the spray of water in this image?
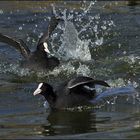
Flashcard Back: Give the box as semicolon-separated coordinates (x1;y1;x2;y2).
50;2;115;62
57;20;91;61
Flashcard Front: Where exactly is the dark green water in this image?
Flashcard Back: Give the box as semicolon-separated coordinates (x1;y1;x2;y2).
0;1;140;139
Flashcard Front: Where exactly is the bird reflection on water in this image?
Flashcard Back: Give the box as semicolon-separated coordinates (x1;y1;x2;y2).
41;110;97;136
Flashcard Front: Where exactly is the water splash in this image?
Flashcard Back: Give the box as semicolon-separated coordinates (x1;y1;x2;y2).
50;2;115;61
0;62;32;77
95;86;137;101
37;62;76;78
91;85;139;107
76;63;91;76
119;55;140;65
0;59;93;81
0;10;4;14
80;1;96;14
57;20;91;61
0;2;120;81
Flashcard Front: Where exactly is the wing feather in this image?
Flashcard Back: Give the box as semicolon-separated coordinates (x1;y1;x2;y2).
0;33;30;59
68;76;110;89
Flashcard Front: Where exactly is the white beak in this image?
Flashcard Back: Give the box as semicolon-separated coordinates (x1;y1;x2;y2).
33;88;42;96
43;42;50;54
33;83;43;96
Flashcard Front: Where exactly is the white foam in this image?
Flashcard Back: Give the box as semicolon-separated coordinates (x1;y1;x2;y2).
57;21;91;61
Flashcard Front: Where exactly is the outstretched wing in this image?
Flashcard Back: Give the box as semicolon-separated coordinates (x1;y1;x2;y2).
68;76;110;89
0;33;30;59
68;76;95;89
37;15;62;47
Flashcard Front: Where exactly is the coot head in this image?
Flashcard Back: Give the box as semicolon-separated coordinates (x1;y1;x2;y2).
36;42;50;54
33;83;56;103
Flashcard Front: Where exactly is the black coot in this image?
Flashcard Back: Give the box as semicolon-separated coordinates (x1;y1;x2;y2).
0;15;62;70
33;76;110;109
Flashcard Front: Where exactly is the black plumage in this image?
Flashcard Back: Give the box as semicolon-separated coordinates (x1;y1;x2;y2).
33;76;110;109
0;15;62;70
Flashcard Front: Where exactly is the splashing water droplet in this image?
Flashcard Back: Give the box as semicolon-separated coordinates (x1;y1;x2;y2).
0;10;4;14
95;37;103;46
76;63;91;76
57;21;91;61
19;26;22;30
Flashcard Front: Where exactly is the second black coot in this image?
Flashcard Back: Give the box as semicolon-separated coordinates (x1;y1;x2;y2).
0;15;62;70
33;76;110;109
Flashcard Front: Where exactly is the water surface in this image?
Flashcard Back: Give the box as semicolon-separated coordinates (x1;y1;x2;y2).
0;1;140;139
